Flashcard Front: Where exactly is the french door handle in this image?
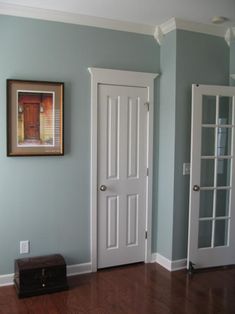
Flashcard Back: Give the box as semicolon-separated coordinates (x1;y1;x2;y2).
100;185;107;191
193;185;200;192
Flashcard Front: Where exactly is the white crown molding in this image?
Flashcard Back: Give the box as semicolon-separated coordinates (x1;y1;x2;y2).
0;3;232;43
154;26;164;45
175;18;227;37
151;253;187;271
225;27;235;46
0;2;154;35
153;18;175;44
154;17;228;45
159;17;177;34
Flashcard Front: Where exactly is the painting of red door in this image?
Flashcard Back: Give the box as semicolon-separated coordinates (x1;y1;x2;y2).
7;79;64;156
17;92;54;147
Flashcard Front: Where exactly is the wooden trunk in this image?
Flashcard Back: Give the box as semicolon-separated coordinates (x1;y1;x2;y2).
14;254;68;298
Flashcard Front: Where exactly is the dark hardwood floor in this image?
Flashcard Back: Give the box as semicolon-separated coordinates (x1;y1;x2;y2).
0;262;235;314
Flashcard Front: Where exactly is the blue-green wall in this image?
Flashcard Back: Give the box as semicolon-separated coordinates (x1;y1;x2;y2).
156;31;177;259
0;14;231;275
230;39;235;85
156;30;229;260
0;15;160;275
173;30;229;260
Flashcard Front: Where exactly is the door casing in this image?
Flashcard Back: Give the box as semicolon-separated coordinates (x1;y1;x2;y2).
89;67;158;271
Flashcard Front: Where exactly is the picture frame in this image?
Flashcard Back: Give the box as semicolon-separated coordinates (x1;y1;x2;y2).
7;79;64;156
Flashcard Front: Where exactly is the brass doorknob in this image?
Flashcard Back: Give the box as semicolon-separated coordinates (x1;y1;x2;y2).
193;185;200;192
100;185;107;191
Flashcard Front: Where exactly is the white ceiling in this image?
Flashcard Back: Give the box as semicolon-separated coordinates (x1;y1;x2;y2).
0;0;235;27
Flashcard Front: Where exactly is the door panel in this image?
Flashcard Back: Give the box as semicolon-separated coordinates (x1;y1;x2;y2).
107;195;119;249
127;194;138;246
98;84;148;269
127;99;139;178
188;84;235;269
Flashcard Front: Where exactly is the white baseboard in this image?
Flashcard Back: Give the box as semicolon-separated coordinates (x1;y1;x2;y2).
67;262;92;276
0;273;14;287
0;255;186;286
0;262;92;287
151;253;187;272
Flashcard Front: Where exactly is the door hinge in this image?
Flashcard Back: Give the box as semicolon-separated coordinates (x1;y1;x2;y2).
147;168;149;176
145;231;148;239
145;102;149;111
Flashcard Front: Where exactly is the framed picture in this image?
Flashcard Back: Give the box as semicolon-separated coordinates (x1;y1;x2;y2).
7;79;64;156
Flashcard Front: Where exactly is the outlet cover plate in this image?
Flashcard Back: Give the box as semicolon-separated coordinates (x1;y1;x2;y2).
183;163;190;175
20;240;30;254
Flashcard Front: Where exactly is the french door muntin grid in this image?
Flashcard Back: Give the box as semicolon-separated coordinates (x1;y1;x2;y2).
199;95;235;249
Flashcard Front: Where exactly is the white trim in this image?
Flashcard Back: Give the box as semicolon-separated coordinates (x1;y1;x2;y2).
159;17;177;35
0;4;230;39
153;26;164;45
67;262;92;276
171;258;187;271
0;262;92;287
154;17;227;45
0;273;14;287
0;2;154;35
175;18;227;37
89;67;158;271
151;253;187;271
225;27;235;46
151;253;158;263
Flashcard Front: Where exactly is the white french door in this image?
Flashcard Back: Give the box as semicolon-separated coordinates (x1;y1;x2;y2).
97;84;148;269
188;84;235;269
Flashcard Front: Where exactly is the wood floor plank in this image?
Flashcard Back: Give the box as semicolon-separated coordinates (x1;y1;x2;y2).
0;263;235;313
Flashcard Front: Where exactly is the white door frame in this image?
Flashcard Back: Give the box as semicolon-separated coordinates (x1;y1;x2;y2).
88;67;158;271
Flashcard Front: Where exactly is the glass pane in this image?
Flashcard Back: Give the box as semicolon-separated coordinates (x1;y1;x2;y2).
202;96;216;124
219;97;232;125
214;219;228;247
217;159;231;186
199;190;214;218
217;128;231;156
216;190;230;217
200;159;214;187
201;128;215;156
198;220;212;248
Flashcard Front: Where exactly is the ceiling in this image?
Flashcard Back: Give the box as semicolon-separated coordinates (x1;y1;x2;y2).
0;0;235;28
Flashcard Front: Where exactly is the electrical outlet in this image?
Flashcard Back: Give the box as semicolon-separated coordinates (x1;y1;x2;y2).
20;240;30;254
183;163;191;175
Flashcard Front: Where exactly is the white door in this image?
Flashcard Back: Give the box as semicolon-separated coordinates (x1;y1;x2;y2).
97;84;148;269
188;84;235;269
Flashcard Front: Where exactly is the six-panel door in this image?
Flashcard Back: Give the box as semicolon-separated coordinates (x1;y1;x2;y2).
97;84;148;268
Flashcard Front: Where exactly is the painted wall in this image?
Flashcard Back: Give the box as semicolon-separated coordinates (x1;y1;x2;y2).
156;31;177;259
0;14;231;275
0;15;160;275
156;29;229;260
173;30;229;260
230;39;235;85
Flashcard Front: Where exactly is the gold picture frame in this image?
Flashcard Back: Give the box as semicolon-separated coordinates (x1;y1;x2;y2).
7;79;64;156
